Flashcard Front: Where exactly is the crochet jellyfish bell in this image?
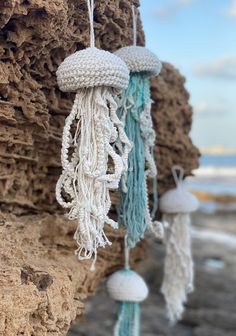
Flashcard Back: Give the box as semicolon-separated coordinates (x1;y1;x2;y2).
114;44;163;247
160;183;199;214
55;43;131;268
107;269;148;302
159;165;199;324
56;47;129;92
115;45;162;77
107;268;148;335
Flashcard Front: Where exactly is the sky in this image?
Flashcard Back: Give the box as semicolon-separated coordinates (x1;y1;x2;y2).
140;0;236;150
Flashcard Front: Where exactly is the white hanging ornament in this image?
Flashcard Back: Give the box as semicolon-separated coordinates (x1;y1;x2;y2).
159;165;199;324
55;0;131;269
107;238;148;336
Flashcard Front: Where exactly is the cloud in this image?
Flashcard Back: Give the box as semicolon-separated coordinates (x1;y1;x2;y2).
193;56;236;80
194;102;228;116
227;0;236;17
154;0;194;19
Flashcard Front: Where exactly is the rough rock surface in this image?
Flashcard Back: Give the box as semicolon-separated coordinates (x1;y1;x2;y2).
0;0;199;335
0;212;145;335
151;65;200;194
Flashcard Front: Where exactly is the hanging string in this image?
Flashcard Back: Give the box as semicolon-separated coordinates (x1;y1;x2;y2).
132;5;137;46
172;165;184;188
124;234;130;270
87;0;95;48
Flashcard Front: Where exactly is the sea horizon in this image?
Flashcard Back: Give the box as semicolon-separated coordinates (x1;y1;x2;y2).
186;153;236;213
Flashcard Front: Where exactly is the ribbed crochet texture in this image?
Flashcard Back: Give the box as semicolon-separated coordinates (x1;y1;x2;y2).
115;46;162;77
57;47;129;92
107;269;148;302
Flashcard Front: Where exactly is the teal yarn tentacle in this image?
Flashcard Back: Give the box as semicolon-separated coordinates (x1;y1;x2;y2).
117;72;155;247
114;302;140;336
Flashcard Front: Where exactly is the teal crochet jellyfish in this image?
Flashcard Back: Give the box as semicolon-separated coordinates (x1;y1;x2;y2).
109;68;162;335
107;7;164;336
115;45;162;247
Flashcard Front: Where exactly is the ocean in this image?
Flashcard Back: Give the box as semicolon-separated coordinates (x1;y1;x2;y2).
186;155;236;213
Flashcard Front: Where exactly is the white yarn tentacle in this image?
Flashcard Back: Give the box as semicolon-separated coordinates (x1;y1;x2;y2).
140;101;157;178
55;93;81;209
161;213;194;324
144;170;164;240
116;93;134;193
56;86;131;267
144;171;154;227
139;101;163;238
108;91;132;174
95;90;132;189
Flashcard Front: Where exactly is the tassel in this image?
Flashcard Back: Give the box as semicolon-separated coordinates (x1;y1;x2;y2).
55;0;131;268
159;165;199;323
115;34;162;247
107;238;148;336
117;72;156;246
114;302;140;336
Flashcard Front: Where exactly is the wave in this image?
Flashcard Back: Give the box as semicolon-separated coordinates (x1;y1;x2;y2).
193;166;236;178
198;201;236;213
186;165;236;198
192;227;236;249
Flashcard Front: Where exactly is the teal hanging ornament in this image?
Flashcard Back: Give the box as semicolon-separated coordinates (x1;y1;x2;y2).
115;6;163;247
107;238;148;336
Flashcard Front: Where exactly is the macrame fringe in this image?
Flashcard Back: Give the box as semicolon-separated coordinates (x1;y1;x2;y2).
114;302;140;336
117;72;158;247
56;87;131;268
161;213;194;324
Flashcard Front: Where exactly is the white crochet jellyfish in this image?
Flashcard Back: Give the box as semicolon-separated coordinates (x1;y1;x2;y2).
55;0;131;269
159;165;199;324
